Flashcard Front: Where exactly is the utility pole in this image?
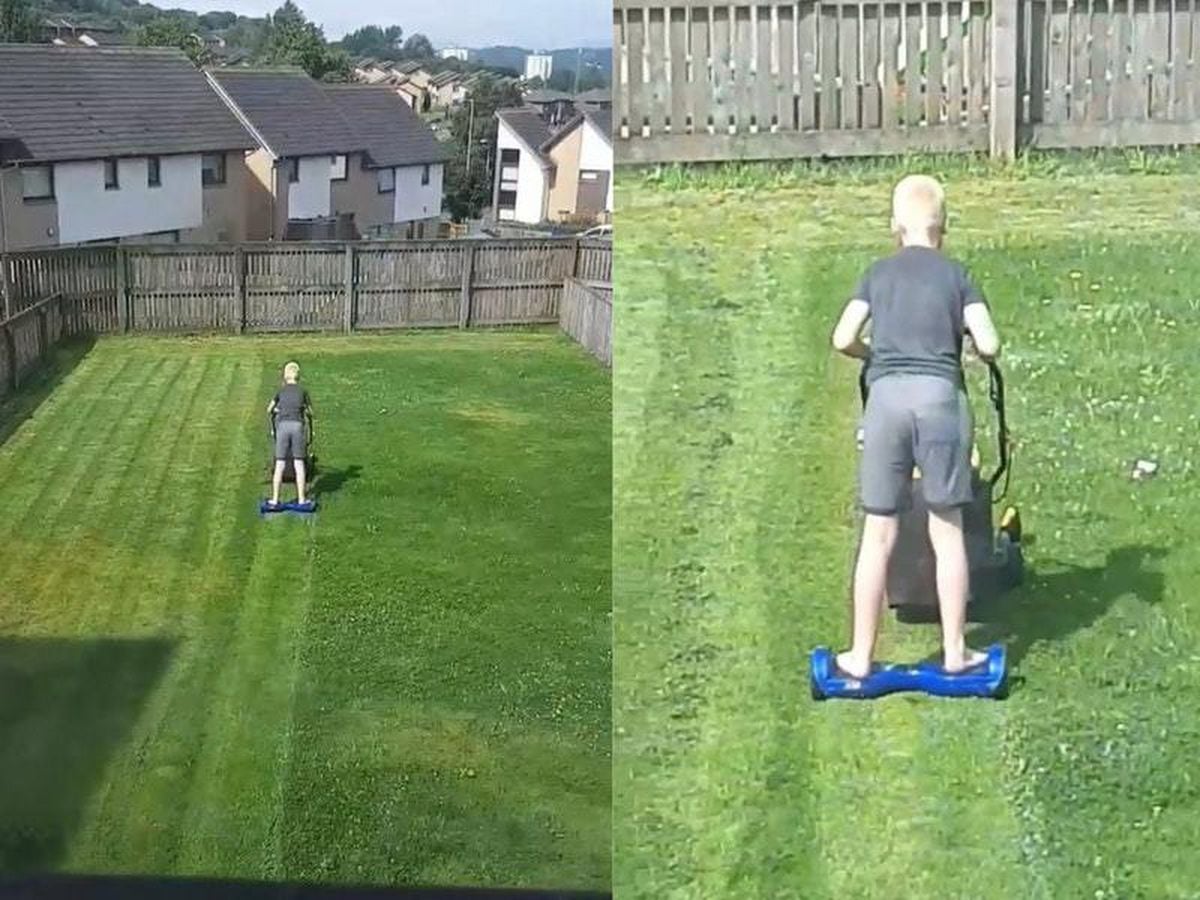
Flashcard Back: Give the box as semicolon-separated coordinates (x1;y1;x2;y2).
465;98;476;177
573;47;582;93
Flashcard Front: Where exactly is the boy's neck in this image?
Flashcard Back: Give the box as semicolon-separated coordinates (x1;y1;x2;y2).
899;238;941;250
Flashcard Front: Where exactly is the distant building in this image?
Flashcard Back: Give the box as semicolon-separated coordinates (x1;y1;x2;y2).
524;53;553;82
439;47;470;62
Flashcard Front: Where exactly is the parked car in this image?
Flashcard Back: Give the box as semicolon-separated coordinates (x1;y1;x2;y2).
581;224;612;239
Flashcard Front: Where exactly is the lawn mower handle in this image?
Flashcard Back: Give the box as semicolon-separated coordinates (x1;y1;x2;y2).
856;358;1011;500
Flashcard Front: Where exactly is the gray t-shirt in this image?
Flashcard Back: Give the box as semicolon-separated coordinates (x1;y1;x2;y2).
273;383;310;422
853;246;987;386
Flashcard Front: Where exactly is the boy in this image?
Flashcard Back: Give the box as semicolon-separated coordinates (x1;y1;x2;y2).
266;361;314;508
830;175;1001;678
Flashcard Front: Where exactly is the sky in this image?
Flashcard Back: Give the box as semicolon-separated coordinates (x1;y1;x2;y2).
159;0;612;48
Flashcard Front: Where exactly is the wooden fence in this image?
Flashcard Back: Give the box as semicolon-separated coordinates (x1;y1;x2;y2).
560;278;614;367
614;0;1200;162
0;292;69;400
1;238;612;335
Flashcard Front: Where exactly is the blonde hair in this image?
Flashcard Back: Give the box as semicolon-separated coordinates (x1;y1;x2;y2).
891;175;947;242
283;361;300;382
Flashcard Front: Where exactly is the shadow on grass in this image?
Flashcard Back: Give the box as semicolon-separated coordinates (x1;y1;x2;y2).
0;875;608;899
969;544;1168;670
313;464;362;497
0;636;174;874
0;335;97;449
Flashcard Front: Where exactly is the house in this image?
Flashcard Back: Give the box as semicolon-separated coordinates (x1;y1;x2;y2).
575;88;613;110
493;104;611;228
523;89;576;125
208;68;446;240
322;85;447;238
0;45;256;250
428;70;465;108
439;47;470;62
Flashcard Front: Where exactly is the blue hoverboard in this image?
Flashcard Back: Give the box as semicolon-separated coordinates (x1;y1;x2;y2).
809;643;1007;700
259;499;317;516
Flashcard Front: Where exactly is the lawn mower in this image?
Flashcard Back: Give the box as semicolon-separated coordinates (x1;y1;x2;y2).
809;358;1021;701
872;358;1024;620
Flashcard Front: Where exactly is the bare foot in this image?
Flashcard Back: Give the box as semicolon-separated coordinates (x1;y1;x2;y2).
943;647;988;674
835;651;872;680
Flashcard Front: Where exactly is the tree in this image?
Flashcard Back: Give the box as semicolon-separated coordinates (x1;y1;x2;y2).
134;17;213;67
261;2;350;81
338;24;403;59
400;33;434;61
443;77;523;221
0;0;37;43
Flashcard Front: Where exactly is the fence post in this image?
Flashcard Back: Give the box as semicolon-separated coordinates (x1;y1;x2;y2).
990;0;1019;160
1;323;15;392
458;243;477;329
1;254;11;321
116;246;130;333
342;243;356;334
234;246;247;334
572;239;583;280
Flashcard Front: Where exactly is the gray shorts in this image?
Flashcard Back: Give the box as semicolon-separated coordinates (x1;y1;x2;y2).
859;374;972;515
275;419;307;461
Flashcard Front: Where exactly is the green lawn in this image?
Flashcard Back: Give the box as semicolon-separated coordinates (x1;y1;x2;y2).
0;330;611;892
615;156;1200;899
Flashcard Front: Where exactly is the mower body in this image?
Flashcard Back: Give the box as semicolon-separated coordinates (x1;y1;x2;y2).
883;470;1024;617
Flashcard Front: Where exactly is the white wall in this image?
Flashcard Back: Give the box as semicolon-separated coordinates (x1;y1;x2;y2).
55;155;203;244
496;119;546;224
579;119;613;212
287;155;332;219
394;162;444;223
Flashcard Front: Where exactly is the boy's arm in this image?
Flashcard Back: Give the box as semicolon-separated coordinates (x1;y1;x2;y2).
304;392;315;440
964;304;1000;359
831;299;871;360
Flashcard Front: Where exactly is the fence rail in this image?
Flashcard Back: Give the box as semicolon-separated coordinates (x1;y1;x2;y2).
614;0;1200;162
2;238;611;336
560;278;614;367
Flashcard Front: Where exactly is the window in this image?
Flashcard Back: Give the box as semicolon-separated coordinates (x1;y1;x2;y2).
421;164;430;186
500;148;520;165
331;154;347;180
377;167;395;193
21;165;54;201
104;158;119;190
147;156;161;188
498;189;517;209
202;152;226;186
286;158;299;184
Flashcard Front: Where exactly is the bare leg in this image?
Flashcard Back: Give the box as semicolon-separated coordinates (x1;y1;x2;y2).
271;460;285;506
294;459;307;504
838;513;899;678
927;507;987;672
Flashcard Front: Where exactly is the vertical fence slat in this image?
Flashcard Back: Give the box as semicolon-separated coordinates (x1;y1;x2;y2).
882;0;902;125
1090;0;1113;119
800;0;820;127
821;3;842;126
863;2;884;126
841;4;863;128
647;5;670;135
947;0;966;123
670;6;690;131
779;2;799;129
1070;0;1093;119
905;1;925;124
926;2;946;124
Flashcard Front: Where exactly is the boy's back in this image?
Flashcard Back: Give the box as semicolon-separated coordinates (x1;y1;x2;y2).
856;246;985;386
